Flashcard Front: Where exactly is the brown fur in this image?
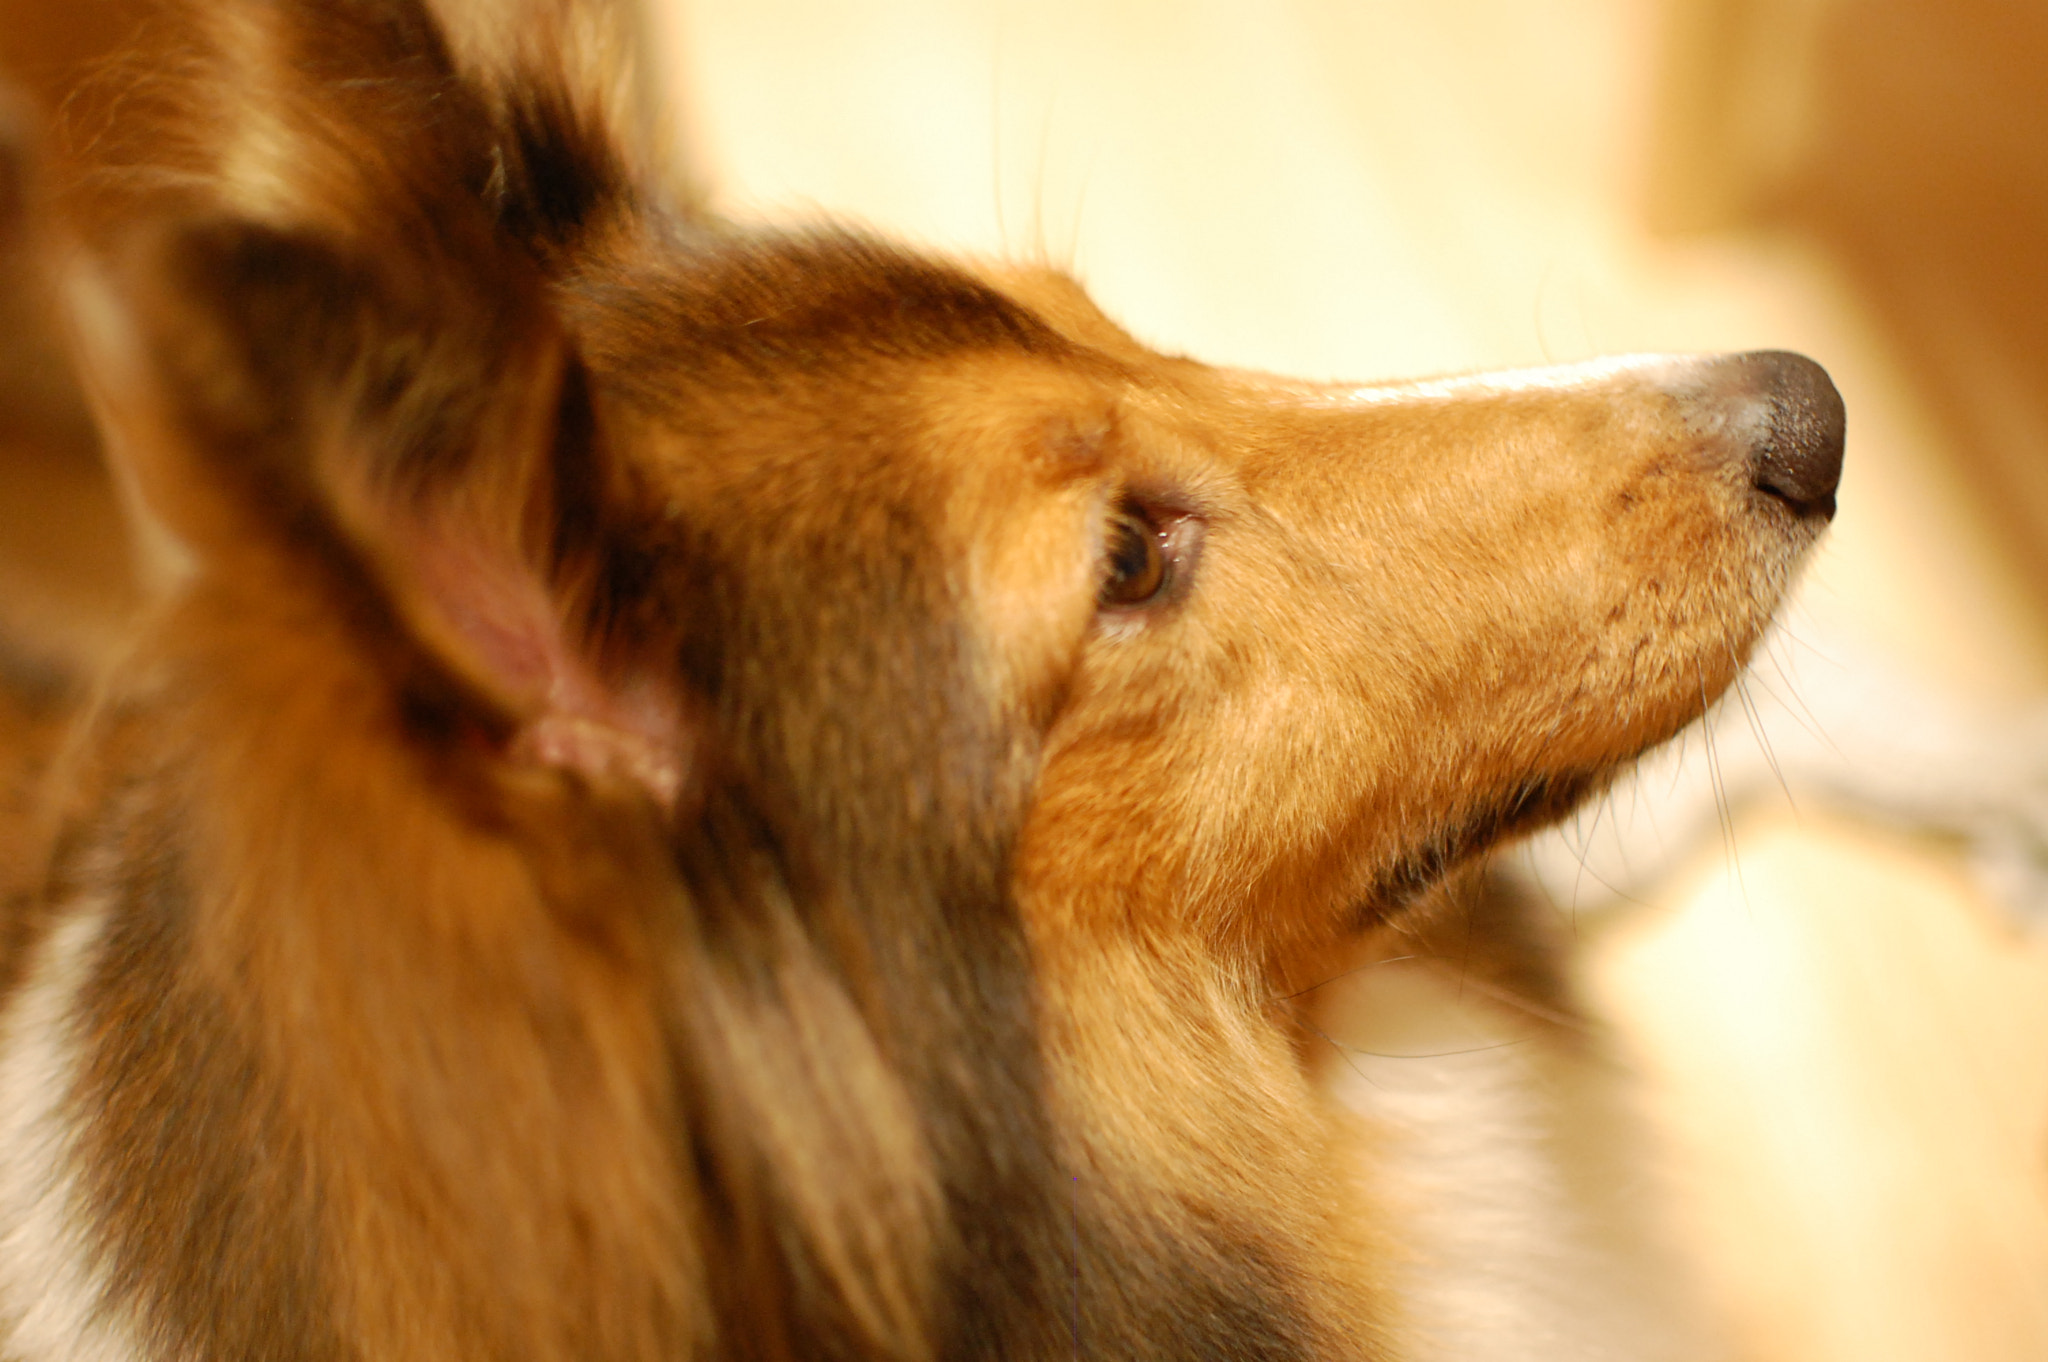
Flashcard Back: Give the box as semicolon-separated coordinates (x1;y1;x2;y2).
0;2;1834;1358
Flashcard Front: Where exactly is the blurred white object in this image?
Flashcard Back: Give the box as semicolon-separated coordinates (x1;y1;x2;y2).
1517;615;2048;923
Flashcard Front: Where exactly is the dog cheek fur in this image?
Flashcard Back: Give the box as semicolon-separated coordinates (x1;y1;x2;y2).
1010;371;1803;979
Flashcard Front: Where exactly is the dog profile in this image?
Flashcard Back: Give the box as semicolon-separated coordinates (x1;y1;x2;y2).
0;0;1843;1357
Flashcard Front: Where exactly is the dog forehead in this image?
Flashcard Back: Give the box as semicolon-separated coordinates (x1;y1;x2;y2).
568;233;1138;506
571;228;1074;377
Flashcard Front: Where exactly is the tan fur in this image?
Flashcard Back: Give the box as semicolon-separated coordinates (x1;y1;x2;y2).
0;2;1839;1358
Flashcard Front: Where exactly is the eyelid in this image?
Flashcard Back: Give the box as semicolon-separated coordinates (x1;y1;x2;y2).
1096;492;1206;616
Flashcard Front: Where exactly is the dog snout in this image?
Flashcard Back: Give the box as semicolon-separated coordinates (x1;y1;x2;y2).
1674;349;1846;520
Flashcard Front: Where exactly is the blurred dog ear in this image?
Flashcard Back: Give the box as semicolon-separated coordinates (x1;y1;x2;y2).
0;92;27;245
71;215;691;811
421;0;704;221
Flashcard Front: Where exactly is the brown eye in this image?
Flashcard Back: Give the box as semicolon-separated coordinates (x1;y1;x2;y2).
1101;506;1168;605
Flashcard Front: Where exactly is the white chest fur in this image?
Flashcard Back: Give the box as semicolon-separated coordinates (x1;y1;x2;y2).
0;904;145;1362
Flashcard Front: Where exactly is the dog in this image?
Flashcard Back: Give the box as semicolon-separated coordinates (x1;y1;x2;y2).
0;0;1843;1356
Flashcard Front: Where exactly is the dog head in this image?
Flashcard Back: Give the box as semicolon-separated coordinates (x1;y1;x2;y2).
47;1;1839;1356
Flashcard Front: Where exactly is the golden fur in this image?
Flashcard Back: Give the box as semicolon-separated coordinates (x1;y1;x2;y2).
0;1;1841;1357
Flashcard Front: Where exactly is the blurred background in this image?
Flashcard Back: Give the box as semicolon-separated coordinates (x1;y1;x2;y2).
6;0;2048;1356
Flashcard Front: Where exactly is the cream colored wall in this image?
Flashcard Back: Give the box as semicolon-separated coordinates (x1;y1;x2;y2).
648;3;2048;1358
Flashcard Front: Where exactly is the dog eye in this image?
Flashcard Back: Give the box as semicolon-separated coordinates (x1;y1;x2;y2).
1101;505;1169;606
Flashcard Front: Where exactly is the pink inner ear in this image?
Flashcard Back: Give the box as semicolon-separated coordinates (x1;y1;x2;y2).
405;524;687;811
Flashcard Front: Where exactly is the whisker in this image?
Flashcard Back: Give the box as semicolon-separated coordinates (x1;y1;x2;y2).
1415;959;1595;1035
1062;138;1099;272
1322;1036;1533;1062
1273;1002;1383;1089
1734;672;1796;811
1768;627;1844;759
1279;953;1429;1001
1031;92;1058;262
1698;670;1749;904
1565;784;1612;917
1743;651;1833;750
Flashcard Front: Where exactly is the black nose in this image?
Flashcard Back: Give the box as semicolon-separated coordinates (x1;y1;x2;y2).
1716;350;1846;519
1741;351;1845;516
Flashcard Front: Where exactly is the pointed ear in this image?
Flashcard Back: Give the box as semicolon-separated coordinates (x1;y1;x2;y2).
423;0;694;224
71;217;690;809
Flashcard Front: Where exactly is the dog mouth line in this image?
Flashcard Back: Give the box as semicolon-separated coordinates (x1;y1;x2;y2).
1359;766;1607;921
